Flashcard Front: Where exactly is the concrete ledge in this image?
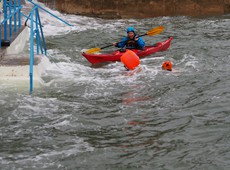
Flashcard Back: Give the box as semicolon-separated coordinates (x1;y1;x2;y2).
0;55;51;89
0;25;50;91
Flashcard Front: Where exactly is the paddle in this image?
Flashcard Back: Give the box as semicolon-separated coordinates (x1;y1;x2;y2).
85;26;164;54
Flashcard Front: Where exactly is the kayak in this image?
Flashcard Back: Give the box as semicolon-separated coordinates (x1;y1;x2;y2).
82;37;173;64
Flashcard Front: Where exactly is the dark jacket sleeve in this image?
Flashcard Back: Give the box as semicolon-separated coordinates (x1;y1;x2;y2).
116;37;128;48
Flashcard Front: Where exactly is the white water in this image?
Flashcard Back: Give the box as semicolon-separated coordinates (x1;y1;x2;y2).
22;0;173;86
2;2;228;169
23;0;130;37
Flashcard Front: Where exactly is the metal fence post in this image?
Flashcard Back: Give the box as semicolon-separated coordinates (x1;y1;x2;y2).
29;8;35;94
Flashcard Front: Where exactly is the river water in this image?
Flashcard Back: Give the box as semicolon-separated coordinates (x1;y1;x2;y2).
0;2;230;170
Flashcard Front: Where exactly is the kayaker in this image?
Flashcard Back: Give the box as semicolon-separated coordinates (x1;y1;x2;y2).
113;27;145;49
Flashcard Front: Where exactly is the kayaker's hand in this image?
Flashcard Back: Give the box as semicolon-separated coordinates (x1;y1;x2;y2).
113;42;118;47
135;35;139;41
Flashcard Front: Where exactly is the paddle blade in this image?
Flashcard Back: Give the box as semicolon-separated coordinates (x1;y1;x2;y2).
147;26;164;36
85;47;101;54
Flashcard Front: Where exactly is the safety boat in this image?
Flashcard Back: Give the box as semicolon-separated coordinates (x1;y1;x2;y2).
82;37;173;64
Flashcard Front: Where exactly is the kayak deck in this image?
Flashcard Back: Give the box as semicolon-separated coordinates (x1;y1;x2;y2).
82;37;173;64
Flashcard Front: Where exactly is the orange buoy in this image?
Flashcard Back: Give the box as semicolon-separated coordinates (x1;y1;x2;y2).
162;60;172;71
120;50;140;70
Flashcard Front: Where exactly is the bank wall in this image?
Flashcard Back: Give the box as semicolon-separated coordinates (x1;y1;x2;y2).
39;0;230;18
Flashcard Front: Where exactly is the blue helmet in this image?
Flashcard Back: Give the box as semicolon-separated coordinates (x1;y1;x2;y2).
127;27;135;33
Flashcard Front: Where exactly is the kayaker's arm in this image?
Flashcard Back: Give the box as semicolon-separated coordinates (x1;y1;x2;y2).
114;37;127;48
136;37;145;49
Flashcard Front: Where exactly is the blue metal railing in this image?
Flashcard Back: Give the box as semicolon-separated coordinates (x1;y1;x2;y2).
26;0;72;93
0;0;72;93
0;0;22;48
28;6;47;93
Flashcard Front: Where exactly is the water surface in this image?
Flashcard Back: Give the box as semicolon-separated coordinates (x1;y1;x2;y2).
0;4;230;169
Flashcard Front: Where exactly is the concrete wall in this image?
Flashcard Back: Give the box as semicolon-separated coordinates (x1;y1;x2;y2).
51;0;230;19
6;27;30;55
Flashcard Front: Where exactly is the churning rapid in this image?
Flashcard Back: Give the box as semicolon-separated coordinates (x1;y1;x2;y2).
0;1;230;169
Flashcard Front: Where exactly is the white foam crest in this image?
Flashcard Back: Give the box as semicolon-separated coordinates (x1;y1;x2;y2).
0;99;6;105
178;54;194;64
6;137;94;168
46;61;94;77
41;62;108;88
23;0;122;36
141;57;165;62
23;0;140;37
13;96;60;116
23;0;87;36
11;96;83;136
185;60;199;68
173;54;199;73
35;53;162;94
79;66;153;99
41;50;94;78
44;58;125;81
42;51;161;92
36;138;94;158
83;65;160;99
197;19;227;29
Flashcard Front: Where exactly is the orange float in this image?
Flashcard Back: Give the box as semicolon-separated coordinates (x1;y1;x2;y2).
162;60;172;71
120;50;140;70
